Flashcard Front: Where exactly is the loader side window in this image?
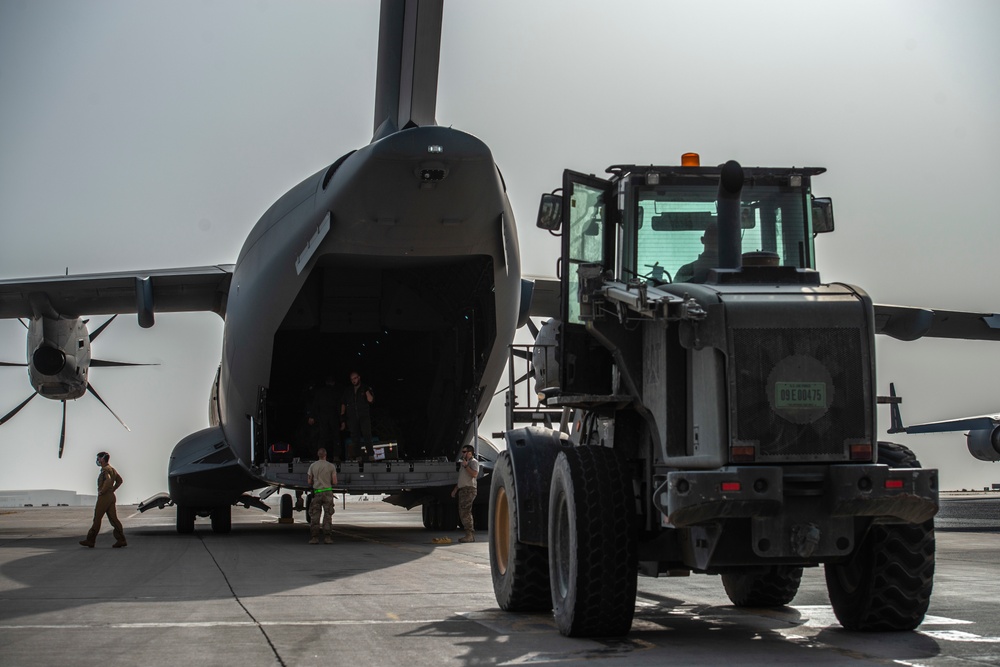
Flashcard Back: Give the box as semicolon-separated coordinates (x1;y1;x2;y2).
566;181;607;324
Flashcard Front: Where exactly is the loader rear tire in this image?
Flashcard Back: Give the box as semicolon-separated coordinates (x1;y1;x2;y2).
490;451;551;612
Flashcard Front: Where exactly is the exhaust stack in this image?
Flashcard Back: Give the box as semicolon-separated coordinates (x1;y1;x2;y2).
717;160;744;271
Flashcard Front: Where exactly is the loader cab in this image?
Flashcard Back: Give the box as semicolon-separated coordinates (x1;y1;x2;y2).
538;161;832;397
616;164;829;286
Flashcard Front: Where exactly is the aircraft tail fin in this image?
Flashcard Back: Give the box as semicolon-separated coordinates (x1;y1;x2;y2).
884;382;997;436
373;0;443;142
887;382;906;434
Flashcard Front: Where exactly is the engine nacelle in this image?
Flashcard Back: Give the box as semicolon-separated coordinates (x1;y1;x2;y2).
27;317;90;400
967;425;1000;462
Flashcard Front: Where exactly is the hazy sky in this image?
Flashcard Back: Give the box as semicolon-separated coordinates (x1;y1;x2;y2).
1;0;999;501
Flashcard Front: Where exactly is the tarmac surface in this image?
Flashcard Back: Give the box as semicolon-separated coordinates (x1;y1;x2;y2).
1;494;999;667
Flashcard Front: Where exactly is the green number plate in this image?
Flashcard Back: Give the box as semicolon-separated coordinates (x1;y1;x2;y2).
775;382;826;408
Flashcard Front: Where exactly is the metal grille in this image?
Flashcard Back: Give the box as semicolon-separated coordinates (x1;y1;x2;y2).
732;327;868;461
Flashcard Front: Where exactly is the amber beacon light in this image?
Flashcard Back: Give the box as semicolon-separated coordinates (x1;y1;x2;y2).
681;152;700;166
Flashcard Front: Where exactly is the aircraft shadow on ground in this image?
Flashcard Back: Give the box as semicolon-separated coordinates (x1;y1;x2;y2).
0;510;461;622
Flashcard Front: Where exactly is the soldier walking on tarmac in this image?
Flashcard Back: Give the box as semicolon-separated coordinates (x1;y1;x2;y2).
80;451;126;548
450;445;479;543
307;447;338;544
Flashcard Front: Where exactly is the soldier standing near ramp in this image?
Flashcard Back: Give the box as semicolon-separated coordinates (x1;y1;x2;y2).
341;371;374;460
79;451;126;548
307;447;338;544
450;445;479;543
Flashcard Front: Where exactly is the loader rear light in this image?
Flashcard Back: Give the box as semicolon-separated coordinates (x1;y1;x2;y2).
885;479;905;490
730;445;755;462
681;152;700;167
849;443;873;461
720;481;741;492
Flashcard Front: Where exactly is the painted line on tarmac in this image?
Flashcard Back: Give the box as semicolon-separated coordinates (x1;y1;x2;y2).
920;630;1000;643
0;618;465;630
792;606;973;628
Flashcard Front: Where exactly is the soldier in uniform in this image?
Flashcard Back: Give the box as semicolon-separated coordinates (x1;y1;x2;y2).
306;447;338;544
79;451;127;548
450;445;479;543
341;371;374;461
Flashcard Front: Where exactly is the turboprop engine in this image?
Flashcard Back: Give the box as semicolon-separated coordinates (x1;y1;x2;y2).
1;314;151;456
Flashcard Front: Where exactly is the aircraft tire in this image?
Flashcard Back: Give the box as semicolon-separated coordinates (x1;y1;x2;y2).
279;493;293;520
490;450;551;612
548;446;637;638
425;499;442;530
211;506;232;534
442;502;459;531
472;501;489;530
176;505;195;534
722;566;803;607
421;500;433;529
824;441;935;630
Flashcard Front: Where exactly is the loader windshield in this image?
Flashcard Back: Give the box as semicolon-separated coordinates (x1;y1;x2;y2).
634;183;811;284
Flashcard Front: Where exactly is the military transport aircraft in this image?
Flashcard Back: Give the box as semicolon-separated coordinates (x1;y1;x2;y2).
1;1;998;535
887;382;1000;462
0;0;553;533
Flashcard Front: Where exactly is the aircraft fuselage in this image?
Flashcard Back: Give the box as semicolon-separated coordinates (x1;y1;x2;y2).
168;125;519;507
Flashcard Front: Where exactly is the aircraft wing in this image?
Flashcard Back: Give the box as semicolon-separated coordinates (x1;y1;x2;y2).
902;415;1000;434
874;304;1000;342
0;265;234;325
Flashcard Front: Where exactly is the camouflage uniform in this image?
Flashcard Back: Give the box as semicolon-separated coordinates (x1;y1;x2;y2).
307;457;338;543
454;456;479;542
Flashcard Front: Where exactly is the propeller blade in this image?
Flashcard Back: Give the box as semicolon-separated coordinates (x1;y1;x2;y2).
58;401;67;459
0;361;28;367
493;371;532;396
86;383;130;431
526;318;539;339
1;392;38;425
510;348;531;360
89;314;118;342
91;359;159;368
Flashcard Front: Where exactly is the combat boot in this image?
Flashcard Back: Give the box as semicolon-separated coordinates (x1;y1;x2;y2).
112;540;128;548
324;536;333;544
79;540;95;548
308;537;319;544
458;531;475;543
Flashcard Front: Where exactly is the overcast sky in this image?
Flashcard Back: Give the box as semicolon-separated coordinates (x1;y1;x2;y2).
1;0;999;502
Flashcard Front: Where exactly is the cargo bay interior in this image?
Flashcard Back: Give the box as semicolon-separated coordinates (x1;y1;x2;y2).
264;255;496;462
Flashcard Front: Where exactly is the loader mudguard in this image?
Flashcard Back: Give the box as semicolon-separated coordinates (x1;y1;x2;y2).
503;425;572;546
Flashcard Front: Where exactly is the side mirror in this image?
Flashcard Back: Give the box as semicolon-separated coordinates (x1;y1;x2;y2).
537;193;562;232
812;197;834;234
